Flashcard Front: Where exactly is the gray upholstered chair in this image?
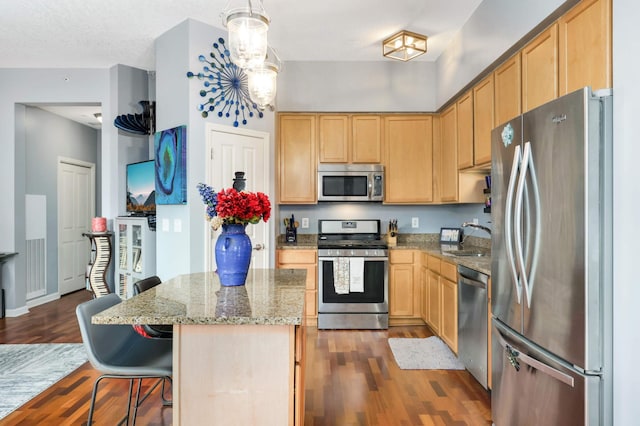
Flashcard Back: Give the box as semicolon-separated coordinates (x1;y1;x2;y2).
76;293;172;425
132;276;173;339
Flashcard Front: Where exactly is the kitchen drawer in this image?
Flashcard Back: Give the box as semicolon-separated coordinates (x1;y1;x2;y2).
390;250;414;264
441;261;457;282
277;249;317;264
427;255;441;273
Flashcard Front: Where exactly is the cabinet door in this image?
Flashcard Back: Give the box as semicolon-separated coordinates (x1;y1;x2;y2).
456;91;474;170
427;269;441;334
389;263;414;318
440;277;458;353
384;115;433;203
278;115;317;204
473;74;494;166
318;115;349;163
522;23;558;112
494;54;522;127
420;264;429;323
352;115;382;163
440;105;458;202
558;0;611;95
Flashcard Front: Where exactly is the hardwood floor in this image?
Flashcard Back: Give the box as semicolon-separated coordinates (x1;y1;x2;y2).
0;290;491;425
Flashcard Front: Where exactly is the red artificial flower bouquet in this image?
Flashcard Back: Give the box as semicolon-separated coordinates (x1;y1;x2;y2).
197;183;271;230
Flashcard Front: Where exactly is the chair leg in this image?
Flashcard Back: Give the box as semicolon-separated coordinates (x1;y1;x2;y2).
131;378;143;426
87;376;103;425
161;377;173;406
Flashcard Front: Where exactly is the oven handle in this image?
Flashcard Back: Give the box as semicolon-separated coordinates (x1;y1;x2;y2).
319;256;389;261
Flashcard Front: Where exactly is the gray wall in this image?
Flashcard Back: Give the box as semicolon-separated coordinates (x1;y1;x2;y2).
154;19;277;281
24;106;99;295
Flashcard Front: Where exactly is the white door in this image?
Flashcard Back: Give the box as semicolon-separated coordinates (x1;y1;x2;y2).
206;124;271;272
58;159;95;295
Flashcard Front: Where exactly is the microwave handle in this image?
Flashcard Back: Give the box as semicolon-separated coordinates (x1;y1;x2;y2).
368;177;372;199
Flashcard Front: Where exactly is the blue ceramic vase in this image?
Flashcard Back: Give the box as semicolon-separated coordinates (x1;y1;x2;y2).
215;223;252;286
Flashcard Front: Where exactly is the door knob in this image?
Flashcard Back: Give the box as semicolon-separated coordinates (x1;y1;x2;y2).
253;243;264;251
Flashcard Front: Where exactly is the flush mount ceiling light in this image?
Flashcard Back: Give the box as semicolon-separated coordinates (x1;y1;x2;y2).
382;30;427;61
221;0;270;69
247;46;281;110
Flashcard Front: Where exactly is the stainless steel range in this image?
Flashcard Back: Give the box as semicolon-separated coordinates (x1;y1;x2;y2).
317;219;388;329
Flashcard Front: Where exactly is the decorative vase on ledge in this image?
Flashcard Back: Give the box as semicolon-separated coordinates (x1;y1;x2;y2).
215;223;252;286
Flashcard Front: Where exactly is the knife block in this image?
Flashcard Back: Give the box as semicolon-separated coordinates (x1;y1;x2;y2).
386;232;397;247
285;227;297;243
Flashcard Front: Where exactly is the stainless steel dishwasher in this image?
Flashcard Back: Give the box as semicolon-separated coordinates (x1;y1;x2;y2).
457;264;489;389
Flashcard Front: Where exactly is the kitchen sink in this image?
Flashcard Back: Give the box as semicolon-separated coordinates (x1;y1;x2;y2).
442;249;490;257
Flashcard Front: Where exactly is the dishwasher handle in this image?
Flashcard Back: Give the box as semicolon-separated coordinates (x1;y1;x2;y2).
458;274;487;290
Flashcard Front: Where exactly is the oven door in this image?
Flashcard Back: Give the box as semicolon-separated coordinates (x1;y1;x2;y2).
317;256;388;313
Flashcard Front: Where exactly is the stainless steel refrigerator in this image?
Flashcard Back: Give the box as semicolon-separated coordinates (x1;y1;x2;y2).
490;87;613;425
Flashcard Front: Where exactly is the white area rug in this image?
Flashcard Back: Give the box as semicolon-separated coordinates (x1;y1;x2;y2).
0;343;87;419
388;337;465;370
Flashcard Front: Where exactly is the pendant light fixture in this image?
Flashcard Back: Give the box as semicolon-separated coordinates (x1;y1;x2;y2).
221;0;270;70
247;46;281;110
382;30;427;61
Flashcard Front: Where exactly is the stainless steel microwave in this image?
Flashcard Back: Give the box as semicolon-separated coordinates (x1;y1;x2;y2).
317;164;384;202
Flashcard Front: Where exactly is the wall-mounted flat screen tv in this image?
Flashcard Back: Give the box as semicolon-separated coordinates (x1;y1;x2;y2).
126;160;156;215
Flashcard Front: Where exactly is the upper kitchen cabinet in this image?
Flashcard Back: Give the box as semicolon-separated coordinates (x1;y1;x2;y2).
456;91;474;170
558;0;612;95
318;115;349;163
384;115;433;203
318;114;382;164
440;104;458;202
352;115;382;163
522;23;559;112
472;74;494;167
494;54;522;127
277;114;317;204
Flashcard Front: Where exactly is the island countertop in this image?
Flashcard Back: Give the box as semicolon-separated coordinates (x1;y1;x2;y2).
92;268;307;326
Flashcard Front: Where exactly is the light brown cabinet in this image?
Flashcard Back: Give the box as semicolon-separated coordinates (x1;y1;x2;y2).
439;260;458;354
277;114;317;204
472;74;494;167
419;252;429;323
456;91;474;170
318;115;349;163
318;114;382;164
494;54;522;127
389;250;422;324
384;115;433;204
352;115;383;163
276;249;318;325
439;105;458;202
558;0;612;95
522;23;559;112
422;253;458;353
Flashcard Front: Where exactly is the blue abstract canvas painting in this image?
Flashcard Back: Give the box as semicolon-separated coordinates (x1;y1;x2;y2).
154;125;187;205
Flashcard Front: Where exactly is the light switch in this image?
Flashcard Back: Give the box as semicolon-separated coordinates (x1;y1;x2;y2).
174;219;182;232
162;218;170;232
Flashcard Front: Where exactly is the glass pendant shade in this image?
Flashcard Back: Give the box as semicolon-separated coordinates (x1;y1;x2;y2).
248;64;278;109
222;0;270;69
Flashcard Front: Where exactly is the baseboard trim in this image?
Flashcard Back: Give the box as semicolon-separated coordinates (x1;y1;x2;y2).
27;292;61;309
5;306;29;317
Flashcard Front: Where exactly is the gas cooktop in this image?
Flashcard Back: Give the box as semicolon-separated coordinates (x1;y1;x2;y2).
317;219;387;252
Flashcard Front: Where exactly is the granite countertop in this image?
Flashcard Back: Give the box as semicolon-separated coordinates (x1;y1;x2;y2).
276;233;492;276
92;269;307;326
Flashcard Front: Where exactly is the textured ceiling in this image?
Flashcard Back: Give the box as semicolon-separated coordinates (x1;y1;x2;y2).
0;0;483;69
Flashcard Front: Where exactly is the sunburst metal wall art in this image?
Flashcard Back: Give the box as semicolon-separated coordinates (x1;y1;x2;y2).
186;37;263;127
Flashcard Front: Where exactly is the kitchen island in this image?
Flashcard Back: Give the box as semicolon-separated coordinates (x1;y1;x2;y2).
92;268;307;426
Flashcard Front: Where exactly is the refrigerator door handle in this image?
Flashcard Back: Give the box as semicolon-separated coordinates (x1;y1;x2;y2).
496;328;575;388
505;145;523;304
514;141;542;308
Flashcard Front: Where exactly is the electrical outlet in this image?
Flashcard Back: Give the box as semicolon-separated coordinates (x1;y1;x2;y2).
301;218;309;228
472;218;479;225
411;217;419;228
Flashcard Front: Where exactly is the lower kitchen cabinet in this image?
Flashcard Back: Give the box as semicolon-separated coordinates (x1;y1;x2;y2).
424;253;458;354
440;260;458;354
276;249;318;326
389;250;422;324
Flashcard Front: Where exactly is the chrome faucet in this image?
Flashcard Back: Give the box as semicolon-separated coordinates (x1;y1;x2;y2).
461;222;492;236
